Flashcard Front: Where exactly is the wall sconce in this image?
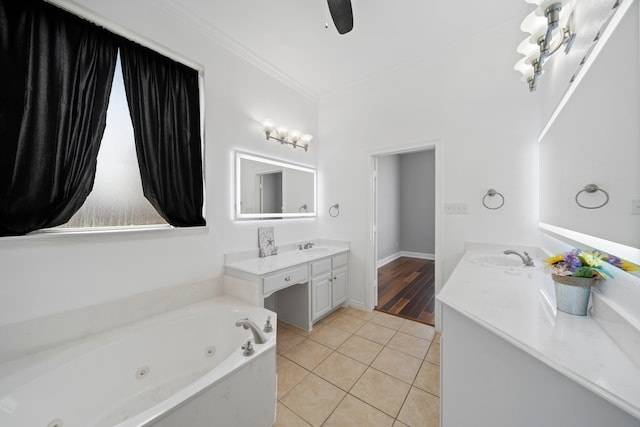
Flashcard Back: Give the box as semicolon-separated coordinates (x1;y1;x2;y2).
261;119;313;151
514;0;577;91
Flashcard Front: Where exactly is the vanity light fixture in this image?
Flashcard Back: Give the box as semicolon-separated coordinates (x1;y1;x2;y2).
514;0;577;91
261;119;313;151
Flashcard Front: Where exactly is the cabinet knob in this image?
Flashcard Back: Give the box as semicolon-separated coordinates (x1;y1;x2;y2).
285;276;292;281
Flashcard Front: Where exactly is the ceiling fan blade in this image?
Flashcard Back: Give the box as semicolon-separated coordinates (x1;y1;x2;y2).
327;0;353;34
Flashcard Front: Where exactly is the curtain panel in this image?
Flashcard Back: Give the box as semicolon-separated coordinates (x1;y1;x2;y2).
0;0;205;235
120;41;205;227
0;0;118;236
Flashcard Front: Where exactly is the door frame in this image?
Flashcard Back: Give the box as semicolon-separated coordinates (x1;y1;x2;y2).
256;168;284;213
366;139;444;330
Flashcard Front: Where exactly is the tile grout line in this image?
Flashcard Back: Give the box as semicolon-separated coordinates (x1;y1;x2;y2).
276;312;439;426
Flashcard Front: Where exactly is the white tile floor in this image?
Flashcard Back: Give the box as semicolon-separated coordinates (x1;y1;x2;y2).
274;307;440;427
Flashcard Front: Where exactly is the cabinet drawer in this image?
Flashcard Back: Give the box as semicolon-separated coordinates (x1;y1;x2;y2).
263;266;308;295
310;259;331;276
332;253;348;269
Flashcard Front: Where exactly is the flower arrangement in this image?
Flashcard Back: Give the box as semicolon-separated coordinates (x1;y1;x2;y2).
543;249;613;280
594;252;640;273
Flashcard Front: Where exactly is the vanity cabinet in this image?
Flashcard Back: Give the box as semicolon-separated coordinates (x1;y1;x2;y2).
441;305;640;427
263;266;308;295
311;253;348;321
224;244;350;331
331;253;348;307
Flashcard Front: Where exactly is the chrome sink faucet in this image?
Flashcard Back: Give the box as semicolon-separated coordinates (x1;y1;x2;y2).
503;250;535;267
303;242;314;249
235;318;268;344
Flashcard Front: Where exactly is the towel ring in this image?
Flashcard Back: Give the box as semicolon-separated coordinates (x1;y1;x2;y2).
298;204;308;213
482;189;504;210
329;204;340;217
575;184;609;209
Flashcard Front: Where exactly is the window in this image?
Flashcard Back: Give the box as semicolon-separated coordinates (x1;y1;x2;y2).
0;0;205;237
59;55;167;229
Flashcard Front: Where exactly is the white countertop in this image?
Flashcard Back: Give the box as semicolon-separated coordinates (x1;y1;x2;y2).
225;242;349;276
437;245;640;420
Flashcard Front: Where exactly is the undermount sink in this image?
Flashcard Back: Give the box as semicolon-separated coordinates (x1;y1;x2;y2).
299;247;332;255
466;253;541;270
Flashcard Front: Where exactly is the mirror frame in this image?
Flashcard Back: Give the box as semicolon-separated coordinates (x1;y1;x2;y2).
234;150;317;220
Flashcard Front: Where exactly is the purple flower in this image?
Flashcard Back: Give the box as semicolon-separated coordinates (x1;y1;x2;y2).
563;252;582;273
607;255;622;267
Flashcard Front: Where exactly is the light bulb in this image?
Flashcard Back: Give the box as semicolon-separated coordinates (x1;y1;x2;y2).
520;10;547;35
290;130;301;143
514;57;533;77
276;127;289;140
517;37;539;57
301;134;313;145
261;119;274;131
261;119;274;139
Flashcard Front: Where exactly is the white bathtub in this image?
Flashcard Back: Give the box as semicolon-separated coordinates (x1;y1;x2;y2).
0;296;277;427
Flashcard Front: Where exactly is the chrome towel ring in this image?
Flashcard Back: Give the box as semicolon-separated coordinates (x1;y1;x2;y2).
329;204;340;217
575;184;609;209
298;204;308;213
482;189;504;210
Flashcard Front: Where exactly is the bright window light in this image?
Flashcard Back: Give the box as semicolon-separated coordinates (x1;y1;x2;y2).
59;55;166;229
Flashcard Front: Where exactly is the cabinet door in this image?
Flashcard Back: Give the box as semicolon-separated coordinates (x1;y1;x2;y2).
312;273;332;321
331;268;347;307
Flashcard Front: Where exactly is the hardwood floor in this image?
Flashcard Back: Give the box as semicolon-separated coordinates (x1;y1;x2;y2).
375;257;435;325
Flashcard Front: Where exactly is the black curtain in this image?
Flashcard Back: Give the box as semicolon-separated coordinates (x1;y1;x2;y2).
120;41;205;227
0;0;118;236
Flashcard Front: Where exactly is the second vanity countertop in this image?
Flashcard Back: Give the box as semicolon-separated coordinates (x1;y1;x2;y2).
437;243;640;420
224;240;350;276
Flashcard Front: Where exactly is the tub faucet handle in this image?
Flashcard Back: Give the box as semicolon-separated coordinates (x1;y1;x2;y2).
241;340;255;356
264;316;273;333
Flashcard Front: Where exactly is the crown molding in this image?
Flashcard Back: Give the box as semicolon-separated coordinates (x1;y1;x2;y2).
157;0;319;103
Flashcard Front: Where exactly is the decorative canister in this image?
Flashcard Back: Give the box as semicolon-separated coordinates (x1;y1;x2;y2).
551;274;597;316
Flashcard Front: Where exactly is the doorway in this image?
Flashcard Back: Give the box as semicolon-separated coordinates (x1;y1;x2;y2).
367;141;443;329
258;170;283;214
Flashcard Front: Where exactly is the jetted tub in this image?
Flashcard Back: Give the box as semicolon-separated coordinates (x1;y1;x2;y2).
0;296;277;427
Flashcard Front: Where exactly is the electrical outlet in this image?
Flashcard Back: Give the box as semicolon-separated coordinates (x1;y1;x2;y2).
445;202;469;214
632;200;640;215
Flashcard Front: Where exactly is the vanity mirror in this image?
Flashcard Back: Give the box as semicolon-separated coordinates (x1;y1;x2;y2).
234;151;316;220
539;0;640;263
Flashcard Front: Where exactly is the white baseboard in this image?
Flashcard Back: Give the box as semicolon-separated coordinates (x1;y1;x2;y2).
377;252;402;268
400;251;435;260
377;251;435;268
347;299;366;311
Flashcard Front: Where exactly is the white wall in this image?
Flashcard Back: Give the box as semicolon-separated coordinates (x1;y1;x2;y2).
539;0;639;248
0;0;319;327
317;17;542;308
399;150;436;255
376;155;401;261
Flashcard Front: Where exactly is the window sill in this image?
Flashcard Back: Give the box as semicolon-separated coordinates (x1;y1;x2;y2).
0;224;209;242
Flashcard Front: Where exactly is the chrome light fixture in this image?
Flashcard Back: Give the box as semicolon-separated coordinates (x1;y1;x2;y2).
261;119;313;151
514;0;577;91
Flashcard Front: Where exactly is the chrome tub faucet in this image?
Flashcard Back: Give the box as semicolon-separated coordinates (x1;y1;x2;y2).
235;318;268;344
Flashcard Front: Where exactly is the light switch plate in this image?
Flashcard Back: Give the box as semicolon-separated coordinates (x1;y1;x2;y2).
445;202;469;214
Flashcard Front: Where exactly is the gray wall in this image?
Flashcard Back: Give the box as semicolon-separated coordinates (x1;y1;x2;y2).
377;150;436;263
377;155;401;260
399;150;435;254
